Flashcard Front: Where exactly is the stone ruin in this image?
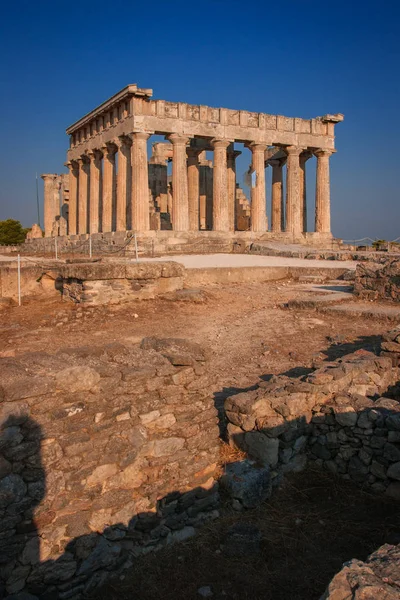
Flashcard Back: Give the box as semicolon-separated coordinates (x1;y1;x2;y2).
40;83;343;244
321;543;400;599
2;329;400;598
225;328;400;496
355;259;400;302
0;338;219;597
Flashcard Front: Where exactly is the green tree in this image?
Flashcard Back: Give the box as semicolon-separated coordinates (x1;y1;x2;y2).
0;219;29;245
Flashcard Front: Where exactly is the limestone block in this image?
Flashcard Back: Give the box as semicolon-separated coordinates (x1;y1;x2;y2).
221;460;271;508
55;366;100;392
244;432;279;467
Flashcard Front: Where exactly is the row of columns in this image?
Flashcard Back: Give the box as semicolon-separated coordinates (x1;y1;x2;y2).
268;148;332;235
67;132;151;235
66;132;332;236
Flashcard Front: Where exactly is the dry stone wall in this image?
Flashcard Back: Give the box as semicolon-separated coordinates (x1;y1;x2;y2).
0;338;220;598
355;259;400;301
320;542;400;600
225;331;400;500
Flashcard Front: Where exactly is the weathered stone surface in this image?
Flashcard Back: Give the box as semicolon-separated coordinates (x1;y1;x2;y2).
355;260;400;302
140;337;207;365
0;339;218;598
320;543;400;599
221;460;271;508
387;461;400;481
55;366;100;392
245;432;279;467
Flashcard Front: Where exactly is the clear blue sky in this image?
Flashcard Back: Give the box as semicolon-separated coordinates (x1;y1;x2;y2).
0;0;399;241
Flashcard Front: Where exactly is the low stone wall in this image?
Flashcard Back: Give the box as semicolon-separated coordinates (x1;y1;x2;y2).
320;542;400;599
225;333;400;498
0;264;59;302
355;259;400;301
60;261;185;304
0;338;219;598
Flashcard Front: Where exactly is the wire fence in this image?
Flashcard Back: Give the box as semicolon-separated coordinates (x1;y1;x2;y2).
2;234;140;307
341;237;400;248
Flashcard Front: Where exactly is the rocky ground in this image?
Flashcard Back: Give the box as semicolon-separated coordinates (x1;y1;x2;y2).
90;467;400;600
0;279;389;395
1;277;399;599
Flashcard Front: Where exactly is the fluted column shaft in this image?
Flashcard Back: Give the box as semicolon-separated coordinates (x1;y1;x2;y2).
168;134;190;231
315;149;332;233
187;148;200;231
67;162;78;235
41;174;58;237
227;146;241;232
77;158;89;234
250;143;267;232
285;146;303;236
88;150;102;234
102;145;116;232
131;132;150;231
299;151;312;233
212;139;230;231
116;136;131;231
270;159;284;232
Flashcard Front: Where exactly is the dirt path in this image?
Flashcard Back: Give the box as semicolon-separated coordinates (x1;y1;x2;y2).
0;279;388;396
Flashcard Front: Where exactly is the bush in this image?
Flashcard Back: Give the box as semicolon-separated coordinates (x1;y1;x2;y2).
0;219;29;245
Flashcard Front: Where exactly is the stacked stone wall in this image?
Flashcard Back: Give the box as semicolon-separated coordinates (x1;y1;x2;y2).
225;331;400;498
355;259;400;301
320;542;400;599
0;338;219;598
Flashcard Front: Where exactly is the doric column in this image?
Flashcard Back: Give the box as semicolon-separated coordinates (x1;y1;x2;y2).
131;132;150;231
88;150;102;234
249;143;267;232
299;151;313;233
186;147;201;231
41;174;58;237
168;134;190;231
211;139;230;231
66;162;78;235
227;145;241;231
315;149;333;234
285;146;303;236
115;136;131;231
77;157;89;234
269;159;284;232
101;144;116;232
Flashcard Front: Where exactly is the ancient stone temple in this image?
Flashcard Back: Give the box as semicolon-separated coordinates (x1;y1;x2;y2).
42;84;343;241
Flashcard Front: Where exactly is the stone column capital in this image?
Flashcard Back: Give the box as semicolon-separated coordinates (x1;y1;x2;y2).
101;144;117;161
77;156;90;168
186;147;203;160
268;158;286;168
284;145;304;157
300;150;313;164
65;161;79;172
211;139;231;149
227;150;241;159
41;173;57;181
115;135;132;149
247;142;267;153
314;149;333;158
131;131;151;142
168;133;190;146
87;149;103;163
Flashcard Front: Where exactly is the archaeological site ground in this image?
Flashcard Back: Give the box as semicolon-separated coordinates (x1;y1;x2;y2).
1;84;400;600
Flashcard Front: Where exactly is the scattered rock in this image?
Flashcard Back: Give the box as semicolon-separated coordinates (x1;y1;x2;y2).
197;585;213;598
